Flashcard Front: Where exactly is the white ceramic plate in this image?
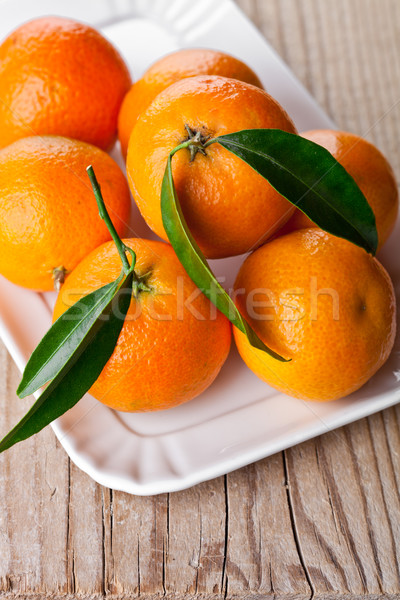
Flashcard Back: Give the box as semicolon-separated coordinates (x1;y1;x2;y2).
0;0;399;495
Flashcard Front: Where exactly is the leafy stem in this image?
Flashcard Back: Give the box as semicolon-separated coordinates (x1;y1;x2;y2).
170;138;194;157
86;165;137;276
86;166;152;295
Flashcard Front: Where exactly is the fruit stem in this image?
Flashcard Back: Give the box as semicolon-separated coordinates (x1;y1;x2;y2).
203;138;218;148
170;138;196;158
87;166;137;278
52;266;67;291
170;125;218;163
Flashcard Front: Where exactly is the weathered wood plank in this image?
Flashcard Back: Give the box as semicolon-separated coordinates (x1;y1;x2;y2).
66;461;104;595
225;457;311;599
0;346;69;595
109;491;168;596
166;478;226;596
284;413;400;598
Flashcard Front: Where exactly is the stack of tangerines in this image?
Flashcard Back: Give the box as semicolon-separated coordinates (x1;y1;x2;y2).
0;16;397;411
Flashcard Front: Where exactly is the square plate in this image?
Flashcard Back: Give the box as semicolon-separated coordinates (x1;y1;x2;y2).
0;0;399;495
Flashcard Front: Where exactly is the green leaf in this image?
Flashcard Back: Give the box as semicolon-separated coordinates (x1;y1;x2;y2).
0;271;133;454
17;275;124;398
161;155;287;362
215;129;378;255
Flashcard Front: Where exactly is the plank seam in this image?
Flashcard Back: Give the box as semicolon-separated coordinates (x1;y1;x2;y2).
283;450;314;600
221;475;229;598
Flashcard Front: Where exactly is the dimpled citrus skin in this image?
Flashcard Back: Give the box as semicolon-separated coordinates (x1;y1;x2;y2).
118;48;263;157
0;136;131;291
0;16;131;150
127;75;297;259
276;130;399;250
53;239;231;412
233;229;396;402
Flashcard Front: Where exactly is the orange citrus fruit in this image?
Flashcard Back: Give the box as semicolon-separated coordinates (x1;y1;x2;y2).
53;239;231;412
0;135;131;291
118;48;263;157
275;130;399;250
0;16;131;150
127;75;297;259
233;228;396;401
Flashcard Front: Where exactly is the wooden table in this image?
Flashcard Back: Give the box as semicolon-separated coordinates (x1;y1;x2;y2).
1;1;400;598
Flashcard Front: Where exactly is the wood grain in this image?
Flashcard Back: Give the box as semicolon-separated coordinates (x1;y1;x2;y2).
1;1;399;598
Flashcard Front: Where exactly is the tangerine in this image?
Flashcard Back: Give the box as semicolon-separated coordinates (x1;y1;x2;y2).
53;239;231;412
0;136;131;291
233;228;396;401
127;75;297;259
0;16;131;150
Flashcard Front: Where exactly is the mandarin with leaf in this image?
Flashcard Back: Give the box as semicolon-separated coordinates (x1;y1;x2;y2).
53;238;231;412
127;75;297;259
